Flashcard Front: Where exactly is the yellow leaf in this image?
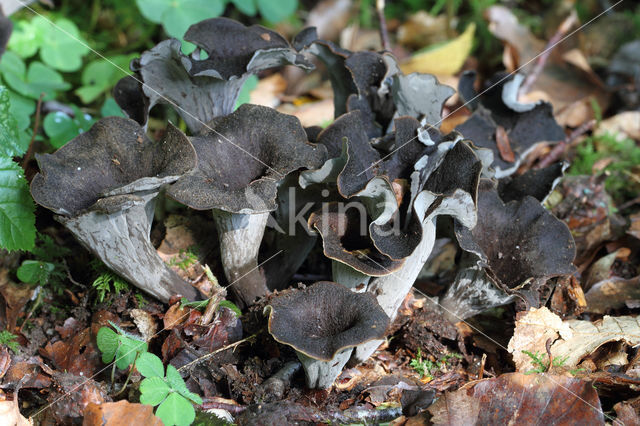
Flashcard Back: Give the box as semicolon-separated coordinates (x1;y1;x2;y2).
400;23;475;76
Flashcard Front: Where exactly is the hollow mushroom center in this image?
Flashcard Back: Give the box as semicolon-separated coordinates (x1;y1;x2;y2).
301;302;360;339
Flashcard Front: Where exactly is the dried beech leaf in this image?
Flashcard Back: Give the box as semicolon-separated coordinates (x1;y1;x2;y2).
83;400;162;426
429;373;604;425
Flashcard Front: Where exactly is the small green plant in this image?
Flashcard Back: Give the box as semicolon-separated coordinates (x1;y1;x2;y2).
136;352;202;426
0;330;20;354
168;246;199;271
410;348;436;379
91;260;131;303
569;131;640;203
17;234;69;294
96;322;148;370
180;297;242;317
522;350;569;374
410;348;463;379
0;86;35;252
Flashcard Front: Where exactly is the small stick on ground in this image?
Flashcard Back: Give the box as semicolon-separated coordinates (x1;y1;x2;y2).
21;92;45;173
520;10;578;95
376;0;390;52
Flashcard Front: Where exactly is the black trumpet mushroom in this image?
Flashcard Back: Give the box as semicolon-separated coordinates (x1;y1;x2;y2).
114;17;313;133
266;281;389;389
30;117;199;303
167;104;326;307
440;176;576;322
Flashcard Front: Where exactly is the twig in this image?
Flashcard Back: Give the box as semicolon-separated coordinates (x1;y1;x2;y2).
376;0;390;52
21;92;45;172
177;331;259;372
537;119;596;168
520;10;578;95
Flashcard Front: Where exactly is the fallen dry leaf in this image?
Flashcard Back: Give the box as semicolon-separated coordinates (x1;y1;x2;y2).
486;6;544;71
0;395;31;426
428;373;604;425
551;315;640;367
83;400;162;426
507;307;573;372
495;125;515;162
130;308;157;342
597;111;640;141
400;24;475;76
585;277;640;314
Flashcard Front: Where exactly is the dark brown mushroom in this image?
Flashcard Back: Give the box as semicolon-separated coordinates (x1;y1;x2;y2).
266;281;389;388
167;104;326;307
30;117;199;302
440;178;576;322
114;18;313;133
455;72;565;177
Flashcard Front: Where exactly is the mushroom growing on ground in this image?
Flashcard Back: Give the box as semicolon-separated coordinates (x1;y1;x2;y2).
266;281;389;389
167;104;326;307
439;177;576;323
30;117;199;302
455;71;566;177
114;18;313;133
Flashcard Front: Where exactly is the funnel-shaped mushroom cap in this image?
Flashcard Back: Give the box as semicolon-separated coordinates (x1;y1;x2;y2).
114;19;313;133
455;179;576;293
497;163;565;203
267;281;389;361
308;203;405;277
167;104;326;213
182;17;312;78
455;72;565;178
31;117;195;216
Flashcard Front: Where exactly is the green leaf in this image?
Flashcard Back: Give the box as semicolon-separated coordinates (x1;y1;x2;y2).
7;20;43;58
16;260;55;285
75;55;135;104
161;0;225;39
156;392;196;426
0;158;35;251
100;98;125;118
140;376;171;406
234;75;258;110
33;17;90;72
7;90;36;132
136;352;165;378
0;86;22;157
165;364;203;404
135;0;171;23
218;300;242;317
231;0;257;16
96;327;119;363
0;52;70;100
256;0;297;23
43;112;80;149
115;335;146;369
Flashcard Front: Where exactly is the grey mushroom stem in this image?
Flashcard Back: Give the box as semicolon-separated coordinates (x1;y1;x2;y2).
352;189;476;363
212;210;270;307
60;191;199;303
297;350;353;389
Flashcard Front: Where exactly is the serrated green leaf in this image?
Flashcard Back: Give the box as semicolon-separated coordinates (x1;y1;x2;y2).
140;376;171;406
34;17;90;72
231;0;257;16
136;352;165;378
256;0;297;23
0;158;35;251
16;260;55;285
156;392;196;426
96;327;119;363
0;86;22;157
